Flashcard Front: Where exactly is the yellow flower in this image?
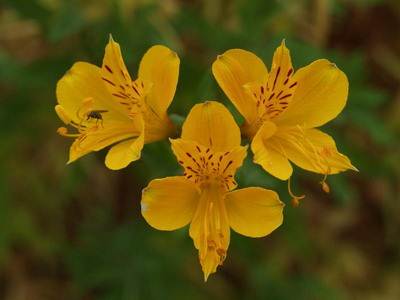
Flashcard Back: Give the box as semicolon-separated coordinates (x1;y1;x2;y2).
141;101;284;281
212;41;357;183
55;36;179;170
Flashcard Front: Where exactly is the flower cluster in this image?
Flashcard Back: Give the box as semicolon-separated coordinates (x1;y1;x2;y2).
55;36;356;281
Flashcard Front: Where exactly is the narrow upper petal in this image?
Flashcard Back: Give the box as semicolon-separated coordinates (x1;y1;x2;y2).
251;121;293;180
104;115;145;170
141;176;200;231
181;101;241;152
267;40;294;96
138;45;180;117
212;49;268;123
275;127;357;174
100;36;150;116
274;59;349;129
225;187;284;238
102;35;133;84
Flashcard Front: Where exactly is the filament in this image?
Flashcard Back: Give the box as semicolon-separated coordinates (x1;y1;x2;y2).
288;177;305;207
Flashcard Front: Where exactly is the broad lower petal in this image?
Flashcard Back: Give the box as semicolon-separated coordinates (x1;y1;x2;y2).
105;116;145;170
138;45;180;117
251;121;293;180
274;59;348;128
181;101;241;152
212;49;268;123
141;176;200;231
276;127;357;174
104;136;143;170
225;187;284;238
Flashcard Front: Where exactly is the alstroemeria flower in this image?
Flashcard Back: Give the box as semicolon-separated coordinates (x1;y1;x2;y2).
55;36;179;170
141;101;284;281
212;41;357;184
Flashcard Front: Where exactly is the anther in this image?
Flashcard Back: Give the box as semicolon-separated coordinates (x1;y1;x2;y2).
320;174;330;193
288;177;305;207
57;127;79;138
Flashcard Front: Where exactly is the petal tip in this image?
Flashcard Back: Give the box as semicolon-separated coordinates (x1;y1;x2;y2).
170;49;178;59
351;164;359;172
216;54;224;61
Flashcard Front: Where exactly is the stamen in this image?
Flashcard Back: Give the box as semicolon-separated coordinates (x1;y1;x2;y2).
57;127;80;138
288;177;305;207
55;105;71;125
320;173;330;193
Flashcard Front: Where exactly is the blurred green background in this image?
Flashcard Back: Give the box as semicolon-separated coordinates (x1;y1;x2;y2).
1;0;399;299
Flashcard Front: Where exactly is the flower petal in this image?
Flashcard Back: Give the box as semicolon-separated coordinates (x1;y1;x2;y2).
102;36;133;84
56;62;128;124
181;101;241;152
189;186;230;281
100;36;150;116
274;59;349;128
67;123;140;164
267;40;294;95
251;121;293;180
138;45;180;117
141;176;200;231
276;127;357;174
225;187;284;238
212;49;268;123
105;116;145;170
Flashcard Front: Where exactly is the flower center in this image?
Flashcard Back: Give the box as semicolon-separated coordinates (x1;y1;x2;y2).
178;144;238;191
101;74;150;116
247;67;298;121
56;98;106;139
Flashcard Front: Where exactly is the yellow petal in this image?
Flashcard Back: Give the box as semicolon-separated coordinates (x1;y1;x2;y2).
212;49;268;123
189;185;230;281
102;35;132;82
251;121;293;180
100;36;150;116
101;36;133;91
105;116;145;170
68;123;139;164
143;114;175;144
56;62;128;124
138;45;180;117
104;137;143;170
276;127;356;174
267;39;294;95
141;176;200;231
181;101;241;152
225;187;284;238
274;59;349;128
